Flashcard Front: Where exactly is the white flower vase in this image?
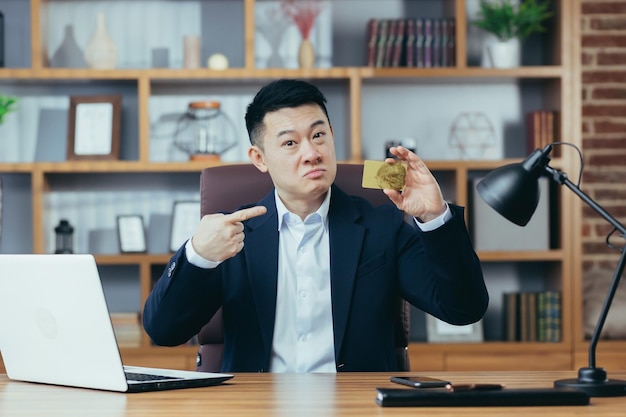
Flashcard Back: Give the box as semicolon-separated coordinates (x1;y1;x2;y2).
488;38;521;68
84;12;117;69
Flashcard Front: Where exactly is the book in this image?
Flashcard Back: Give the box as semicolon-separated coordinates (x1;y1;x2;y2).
525;111;543;154
552;111;561;157
527;292;538;342
432;19;441;67
440;19;448;67
415;18;424;67
519;292;529;341
383;19;397;67
366;18;378;67
446;18;456;67
404;18;415;67
503;292;519;342
537;291;548;342
375;19;389;68
392;19;406;67
423;19;433;67
546;291;562;342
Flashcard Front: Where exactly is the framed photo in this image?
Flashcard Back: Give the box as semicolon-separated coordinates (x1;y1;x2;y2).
169;201;201;252
426;315;484;343
117;215;147;253
67;95;121;160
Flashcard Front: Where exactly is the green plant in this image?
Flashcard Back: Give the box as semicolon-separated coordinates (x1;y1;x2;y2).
473;0;553;42
0;93;18;124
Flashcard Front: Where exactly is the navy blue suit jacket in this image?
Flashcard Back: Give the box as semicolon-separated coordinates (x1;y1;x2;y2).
143;185;488;372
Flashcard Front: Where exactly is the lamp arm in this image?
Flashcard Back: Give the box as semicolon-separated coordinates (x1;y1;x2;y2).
544;165;626;369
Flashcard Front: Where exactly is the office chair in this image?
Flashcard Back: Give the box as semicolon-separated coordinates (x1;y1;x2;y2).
195;163;411;372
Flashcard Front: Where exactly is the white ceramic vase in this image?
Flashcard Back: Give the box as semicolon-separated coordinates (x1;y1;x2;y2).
84;12;117;69
488;38;521;68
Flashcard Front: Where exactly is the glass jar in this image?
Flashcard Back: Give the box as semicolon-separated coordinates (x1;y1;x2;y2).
173;101;237;161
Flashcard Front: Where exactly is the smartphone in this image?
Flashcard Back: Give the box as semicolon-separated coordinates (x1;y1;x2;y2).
390;376;451;388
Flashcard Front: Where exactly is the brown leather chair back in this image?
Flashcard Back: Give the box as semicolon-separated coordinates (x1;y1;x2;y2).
195;163;410;372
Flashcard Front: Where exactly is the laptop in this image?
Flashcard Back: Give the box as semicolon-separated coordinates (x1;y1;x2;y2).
0;254;233;392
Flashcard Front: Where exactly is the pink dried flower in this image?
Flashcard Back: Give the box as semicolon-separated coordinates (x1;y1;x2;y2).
281;0;323;40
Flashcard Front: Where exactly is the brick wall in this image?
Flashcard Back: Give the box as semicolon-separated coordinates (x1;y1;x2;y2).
581;1;626;273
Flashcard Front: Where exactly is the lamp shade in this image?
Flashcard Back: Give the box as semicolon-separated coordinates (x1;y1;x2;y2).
476;148;553;226
476;164;540;226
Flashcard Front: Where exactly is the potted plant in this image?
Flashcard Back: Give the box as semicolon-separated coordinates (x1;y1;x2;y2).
0;93;17;124
472;0;553;68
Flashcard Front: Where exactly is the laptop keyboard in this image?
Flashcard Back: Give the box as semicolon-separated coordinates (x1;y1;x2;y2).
125;371;178;382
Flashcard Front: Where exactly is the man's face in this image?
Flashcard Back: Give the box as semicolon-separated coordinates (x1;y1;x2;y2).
248;104;337;208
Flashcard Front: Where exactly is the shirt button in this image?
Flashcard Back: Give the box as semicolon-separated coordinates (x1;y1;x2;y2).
300;291;308;298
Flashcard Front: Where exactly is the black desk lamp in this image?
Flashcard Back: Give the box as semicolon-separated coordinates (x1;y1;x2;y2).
476;144;626;397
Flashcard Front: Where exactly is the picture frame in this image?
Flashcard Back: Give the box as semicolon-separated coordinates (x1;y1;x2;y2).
67;95;122;160
426;315;484;343
169;201;201;252
116;215;147;253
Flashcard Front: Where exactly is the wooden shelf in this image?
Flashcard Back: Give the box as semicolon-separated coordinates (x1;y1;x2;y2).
0;66;566;80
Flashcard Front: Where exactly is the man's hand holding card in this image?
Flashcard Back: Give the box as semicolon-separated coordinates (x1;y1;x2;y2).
362;146;448;223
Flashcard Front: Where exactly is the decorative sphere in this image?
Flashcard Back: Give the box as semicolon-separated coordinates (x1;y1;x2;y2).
207;53;229;70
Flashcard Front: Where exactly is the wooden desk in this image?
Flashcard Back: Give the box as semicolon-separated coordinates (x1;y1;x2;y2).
1;371;625;416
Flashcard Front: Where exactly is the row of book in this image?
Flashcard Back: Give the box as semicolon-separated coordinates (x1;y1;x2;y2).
366;17;456;68
503;291;562;343
525;110;561;156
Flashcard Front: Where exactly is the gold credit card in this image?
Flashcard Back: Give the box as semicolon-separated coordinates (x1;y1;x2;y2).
362;160;407;191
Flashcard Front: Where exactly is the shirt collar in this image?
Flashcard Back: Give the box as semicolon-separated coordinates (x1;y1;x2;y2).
276;187;331;231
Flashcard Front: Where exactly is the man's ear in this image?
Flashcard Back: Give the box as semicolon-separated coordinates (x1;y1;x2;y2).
248;146;268;173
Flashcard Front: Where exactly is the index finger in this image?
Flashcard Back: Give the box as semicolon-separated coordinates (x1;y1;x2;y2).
225;205;267;223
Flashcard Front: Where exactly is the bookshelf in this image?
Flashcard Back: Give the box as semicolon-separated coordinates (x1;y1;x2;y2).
0;0;582;372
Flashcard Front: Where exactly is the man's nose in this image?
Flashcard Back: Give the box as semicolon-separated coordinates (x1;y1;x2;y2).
301;139;322;162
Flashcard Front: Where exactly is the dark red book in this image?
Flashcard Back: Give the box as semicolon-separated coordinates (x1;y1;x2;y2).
392;19;406;67
422;19;433;68
446;18;456;67
525;111;543;155
366;18;378;67
415;18;424;67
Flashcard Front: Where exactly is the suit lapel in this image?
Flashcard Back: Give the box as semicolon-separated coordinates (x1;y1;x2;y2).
328;186;365;362
244;193;279;356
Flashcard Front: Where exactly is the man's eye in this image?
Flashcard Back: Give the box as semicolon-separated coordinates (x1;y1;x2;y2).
284;140;296;147
313;131;325;139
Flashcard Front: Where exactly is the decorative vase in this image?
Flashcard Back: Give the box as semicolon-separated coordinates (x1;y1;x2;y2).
487;38;521;68
298;38;315;69
84;12;117;69
51;25;86;68
183;35;200;69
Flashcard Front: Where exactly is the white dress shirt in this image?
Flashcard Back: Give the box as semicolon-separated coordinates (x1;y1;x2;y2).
269;188;335;372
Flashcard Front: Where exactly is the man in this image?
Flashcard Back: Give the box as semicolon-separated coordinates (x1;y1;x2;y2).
143;79;488;372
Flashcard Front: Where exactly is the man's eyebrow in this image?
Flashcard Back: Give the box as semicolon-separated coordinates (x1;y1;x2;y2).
276;119;327;138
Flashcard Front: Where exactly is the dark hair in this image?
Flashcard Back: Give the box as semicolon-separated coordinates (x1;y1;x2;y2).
245;79;330;147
